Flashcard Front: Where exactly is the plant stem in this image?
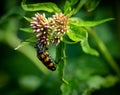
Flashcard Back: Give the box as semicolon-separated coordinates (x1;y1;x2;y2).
87;28;120;78
56;42;69;84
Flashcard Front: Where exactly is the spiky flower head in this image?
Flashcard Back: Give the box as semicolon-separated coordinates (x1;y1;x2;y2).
30;13;68;47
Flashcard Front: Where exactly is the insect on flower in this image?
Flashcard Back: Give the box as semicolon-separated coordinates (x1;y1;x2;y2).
30;13;69;71
36;42;56;71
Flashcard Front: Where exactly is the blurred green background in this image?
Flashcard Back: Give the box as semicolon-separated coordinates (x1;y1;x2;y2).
0;0;120;95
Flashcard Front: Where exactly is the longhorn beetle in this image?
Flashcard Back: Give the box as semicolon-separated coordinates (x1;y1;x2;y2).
36;42;56;71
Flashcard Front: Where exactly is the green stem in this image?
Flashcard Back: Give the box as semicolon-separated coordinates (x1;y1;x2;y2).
87;28;120;78
56;42;69;84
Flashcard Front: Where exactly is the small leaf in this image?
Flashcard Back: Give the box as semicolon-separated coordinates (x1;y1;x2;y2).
25;36;37;42
70;18;115;27
15;41;31;50
15;37;36;50
63;0;78;16
80;39;99;56
61;36;78;44
21;0;61;13
24;16;33;22
64;1;72;15
67;24;87;42
64;0;88;16
20;27;33;33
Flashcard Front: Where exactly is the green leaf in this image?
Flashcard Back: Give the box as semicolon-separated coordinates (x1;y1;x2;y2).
80;39;99;56
15;41;31;50
21;0;61;13
64;0;81;17
67;23;98;56
24;16;33;22
61;36;78;44
25;36;37;42
20;27;33;33
15;37;36;50
65;0;88;17
67;24;87;42
69;18;115;27
64;1;72;15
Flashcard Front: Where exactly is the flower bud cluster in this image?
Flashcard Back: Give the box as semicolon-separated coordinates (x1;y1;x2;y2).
30;13;68;47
